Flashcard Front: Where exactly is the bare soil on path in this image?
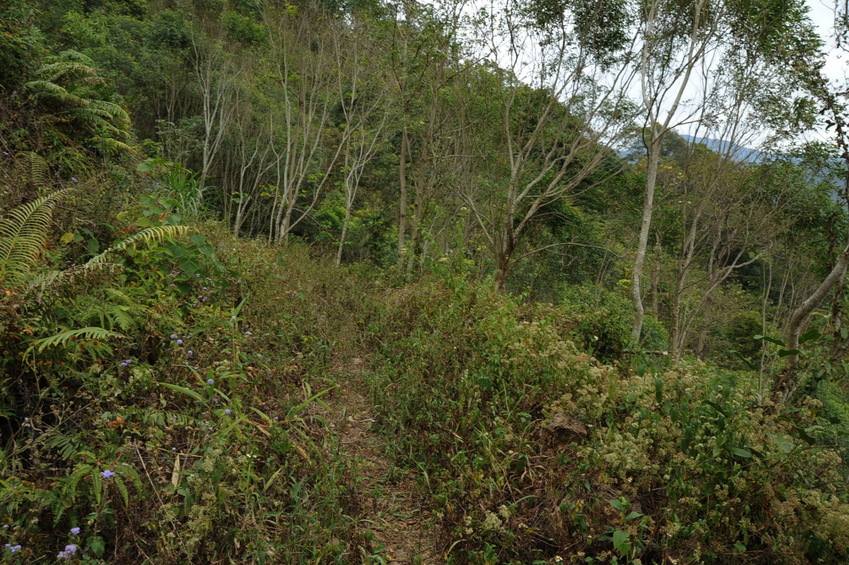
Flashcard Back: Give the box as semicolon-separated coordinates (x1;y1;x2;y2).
320;359;438;564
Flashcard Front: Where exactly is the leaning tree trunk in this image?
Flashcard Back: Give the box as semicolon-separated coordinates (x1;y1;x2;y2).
775;243;849;401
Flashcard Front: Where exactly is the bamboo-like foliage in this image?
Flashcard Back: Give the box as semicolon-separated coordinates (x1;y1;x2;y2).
0;188;74;285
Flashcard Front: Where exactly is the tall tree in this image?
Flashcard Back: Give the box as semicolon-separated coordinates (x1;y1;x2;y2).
331;13;390;265
465;0;637;291
263;1;347;244
384;0;469;266
630;0;820;346
629;0;720;346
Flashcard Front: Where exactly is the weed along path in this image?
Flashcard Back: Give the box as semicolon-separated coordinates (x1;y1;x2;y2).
323;359;436;564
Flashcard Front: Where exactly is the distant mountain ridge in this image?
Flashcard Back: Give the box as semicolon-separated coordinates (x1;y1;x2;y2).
680;134;765;162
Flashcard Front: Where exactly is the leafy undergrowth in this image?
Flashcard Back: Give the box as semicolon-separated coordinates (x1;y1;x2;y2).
0;220;369;563
2;215;849;564
364;273;849;564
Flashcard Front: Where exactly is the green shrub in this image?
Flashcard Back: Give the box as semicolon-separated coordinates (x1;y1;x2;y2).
363;274;849;564
560;284;668;361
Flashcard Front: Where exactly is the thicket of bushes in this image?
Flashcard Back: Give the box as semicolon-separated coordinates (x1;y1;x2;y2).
0;184;365;562
2;178;848;562
364;274;849;564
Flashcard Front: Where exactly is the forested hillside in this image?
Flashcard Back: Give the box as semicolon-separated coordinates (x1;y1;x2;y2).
2;0;849;562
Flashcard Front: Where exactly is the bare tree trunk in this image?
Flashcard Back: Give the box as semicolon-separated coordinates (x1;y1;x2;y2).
494;243;513;293
336;207;352;266
631;0;709;347
631;140;661;346
650;236;661;316
398;126;409;261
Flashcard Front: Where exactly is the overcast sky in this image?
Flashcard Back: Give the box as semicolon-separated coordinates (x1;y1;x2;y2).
807;0;847;83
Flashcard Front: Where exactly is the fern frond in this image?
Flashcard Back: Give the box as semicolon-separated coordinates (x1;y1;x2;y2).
0;188;74;285
116;461;142;489
25;80;84;106
25;262;120;297
93;137;133;154
36;61;98;84
114;475;130;507
54;50;96;67
44;431;85;460
139;409;198;429
28;326;124;353
20;151;49;187
100;289;146;331
89;99;130;124
87;225;194;266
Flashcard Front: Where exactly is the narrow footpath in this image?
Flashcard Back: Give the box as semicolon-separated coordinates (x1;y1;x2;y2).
321;359;437;564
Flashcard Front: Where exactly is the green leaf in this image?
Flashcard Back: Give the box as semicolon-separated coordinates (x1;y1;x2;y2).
136;159;156;173
608;498;626;511
159;382;204;403
730;349;756;371
654;377;663;404
754;335;785;346
612;529;630;552
799;328;821;345
625;511;643;521
88;536;105;557
734;542;746;553
771;435;794;453
703;400;728;417
731;447;752;458
778;349;801;357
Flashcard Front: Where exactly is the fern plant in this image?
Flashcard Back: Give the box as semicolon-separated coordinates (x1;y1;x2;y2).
25;50;132;156
87;225;193;266
0;187;73;286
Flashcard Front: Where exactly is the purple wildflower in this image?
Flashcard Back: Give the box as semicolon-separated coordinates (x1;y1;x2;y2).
170;334;178;340
70;527;80;535
58;544;78;558
224;409;231;415
207;379;214;385
70;177;78;183
5;544;21;553
187;350;194;356
101;469;115;479
176;339;184;345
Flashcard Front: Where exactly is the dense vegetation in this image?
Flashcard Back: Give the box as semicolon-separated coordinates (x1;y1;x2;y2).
2;0;849;562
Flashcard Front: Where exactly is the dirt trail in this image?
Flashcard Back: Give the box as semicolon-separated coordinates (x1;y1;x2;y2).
323;359;437;564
